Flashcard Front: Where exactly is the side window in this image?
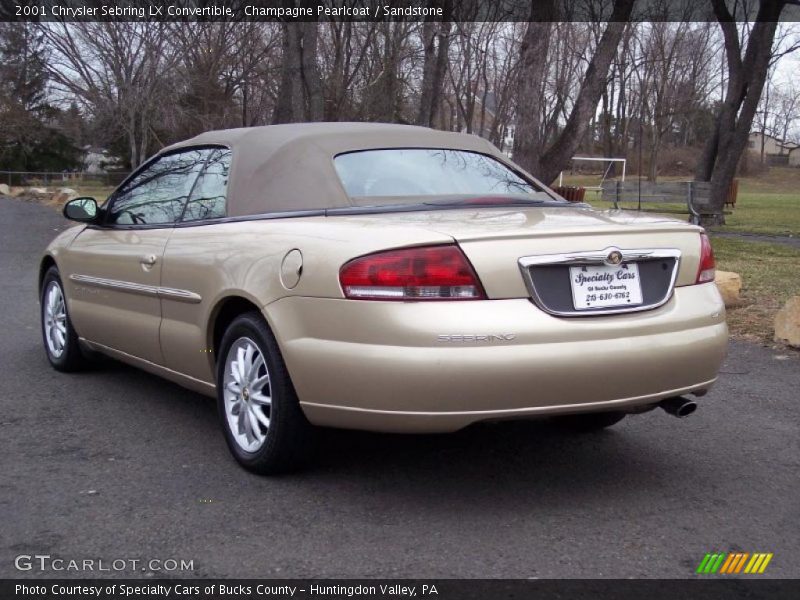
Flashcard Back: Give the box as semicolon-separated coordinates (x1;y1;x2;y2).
107;149;210;226
181;149;231;222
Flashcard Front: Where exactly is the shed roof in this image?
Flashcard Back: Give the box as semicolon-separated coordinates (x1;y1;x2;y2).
162;122;503;217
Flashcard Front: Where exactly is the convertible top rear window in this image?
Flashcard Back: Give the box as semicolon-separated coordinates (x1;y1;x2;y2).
334;149;551;206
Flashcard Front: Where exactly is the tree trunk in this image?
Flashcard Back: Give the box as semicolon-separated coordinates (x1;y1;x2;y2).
416;20;437;126
511;0;555;177
696;0;786;226
430;19;451;127
301;22;324;122
514;0;635;185
128;112;139;168
760;76;770;164
272;23;303;124
416;1;452;127
648;130;660;182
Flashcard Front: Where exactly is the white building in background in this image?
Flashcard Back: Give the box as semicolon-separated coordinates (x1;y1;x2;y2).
790;147;800;167
82;146;113;174
747;132;800;166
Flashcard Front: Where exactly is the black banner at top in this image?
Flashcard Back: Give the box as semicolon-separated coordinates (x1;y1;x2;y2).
3;0;800;23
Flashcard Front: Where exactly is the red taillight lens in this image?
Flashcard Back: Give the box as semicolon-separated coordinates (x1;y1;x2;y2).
339;245;486;300
696;233;716;284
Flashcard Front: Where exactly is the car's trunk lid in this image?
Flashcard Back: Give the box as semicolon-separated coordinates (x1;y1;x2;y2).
336;205;705;305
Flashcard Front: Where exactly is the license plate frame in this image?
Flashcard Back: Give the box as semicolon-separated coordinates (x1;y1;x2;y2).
569;263;644;310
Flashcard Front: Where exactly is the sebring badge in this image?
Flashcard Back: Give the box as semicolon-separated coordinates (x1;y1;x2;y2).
605;250;623;266
437;334;516;343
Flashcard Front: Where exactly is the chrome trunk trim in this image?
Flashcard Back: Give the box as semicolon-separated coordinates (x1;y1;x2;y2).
518;247;682;317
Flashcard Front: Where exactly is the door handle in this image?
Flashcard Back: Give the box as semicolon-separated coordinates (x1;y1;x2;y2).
140;254;157;266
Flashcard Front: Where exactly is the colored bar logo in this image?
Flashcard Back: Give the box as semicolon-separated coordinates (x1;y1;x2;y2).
696;552;773;574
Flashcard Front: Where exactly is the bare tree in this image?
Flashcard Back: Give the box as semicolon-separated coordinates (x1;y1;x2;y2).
416;4;452;128
167;22;276;135
631;22;717;180
316;21;381;121
513;0;636;184
773;83;800;148
41;22;180;167
27;7;795;191
362;21;416;122
302;22;324;121
273;22;304;124
695;0;789;225
273;20;324;124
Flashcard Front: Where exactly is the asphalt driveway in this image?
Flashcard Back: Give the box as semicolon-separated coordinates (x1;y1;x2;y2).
1;195;798;579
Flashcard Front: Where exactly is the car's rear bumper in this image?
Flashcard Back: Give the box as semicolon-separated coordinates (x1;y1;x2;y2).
266;283;728;433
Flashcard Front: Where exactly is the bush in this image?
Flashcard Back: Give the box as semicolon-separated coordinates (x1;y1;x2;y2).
655;146;702;177
738;150;770;177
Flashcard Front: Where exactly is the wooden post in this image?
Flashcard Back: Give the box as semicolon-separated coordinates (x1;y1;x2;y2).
688;181;700;225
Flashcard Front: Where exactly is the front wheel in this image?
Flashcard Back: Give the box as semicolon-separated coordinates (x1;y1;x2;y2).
40;266;87;372
552;411;627;432
216;312;315;474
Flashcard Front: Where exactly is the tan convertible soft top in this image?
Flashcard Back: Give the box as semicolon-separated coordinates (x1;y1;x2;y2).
162;122;509;217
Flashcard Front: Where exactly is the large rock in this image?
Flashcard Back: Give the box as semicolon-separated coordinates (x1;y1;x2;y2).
715;270;742;307
0;183;9;196
52;187;78;204
774;296;800;348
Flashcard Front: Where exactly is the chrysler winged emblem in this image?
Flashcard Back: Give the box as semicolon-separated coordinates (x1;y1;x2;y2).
606;250;623;265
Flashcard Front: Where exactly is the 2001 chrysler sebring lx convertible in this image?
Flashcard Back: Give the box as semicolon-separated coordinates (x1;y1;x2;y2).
41;123;728;473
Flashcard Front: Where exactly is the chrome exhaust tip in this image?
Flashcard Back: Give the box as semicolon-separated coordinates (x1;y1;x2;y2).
660;396;698;418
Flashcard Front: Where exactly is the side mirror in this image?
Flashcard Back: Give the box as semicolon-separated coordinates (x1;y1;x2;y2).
63;197;99;223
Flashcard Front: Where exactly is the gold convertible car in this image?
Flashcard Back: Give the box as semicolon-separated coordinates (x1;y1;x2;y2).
41;123;727;473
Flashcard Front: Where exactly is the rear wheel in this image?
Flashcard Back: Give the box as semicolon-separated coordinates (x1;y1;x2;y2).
553;411;626;432
40;266;87;372
216;311;315;474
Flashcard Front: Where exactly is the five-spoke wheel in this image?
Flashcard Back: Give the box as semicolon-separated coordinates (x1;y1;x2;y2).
43;281;67;358
216;312;315;473
40;266;86;371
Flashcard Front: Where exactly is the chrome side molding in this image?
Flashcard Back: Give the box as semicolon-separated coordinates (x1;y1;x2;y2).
69;274;202;304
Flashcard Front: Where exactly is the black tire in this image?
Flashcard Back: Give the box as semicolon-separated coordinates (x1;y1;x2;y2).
553;411;627;432
216;311;315;474
40;266;87;372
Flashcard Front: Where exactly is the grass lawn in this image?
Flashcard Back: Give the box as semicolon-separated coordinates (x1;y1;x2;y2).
561;166;800;237
561;167;800;346
73;182;115;203
712;237;800;345
716;192;800;237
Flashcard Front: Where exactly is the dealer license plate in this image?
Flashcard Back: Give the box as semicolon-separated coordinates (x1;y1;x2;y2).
569;263;643;310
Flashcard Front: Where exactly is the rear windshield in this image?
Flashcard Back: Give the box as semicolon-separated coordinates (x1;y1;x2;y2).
334;149;551;206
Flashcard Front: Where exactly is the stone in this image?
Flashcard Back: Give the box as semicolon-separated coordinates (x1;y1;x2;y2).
52;188;78;204
714;270;742;307
774;296;800;348
0;183;9;196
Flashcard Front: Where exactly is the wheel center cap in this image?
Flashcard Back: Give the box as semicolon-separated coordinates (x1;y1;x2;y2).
242;387;250;401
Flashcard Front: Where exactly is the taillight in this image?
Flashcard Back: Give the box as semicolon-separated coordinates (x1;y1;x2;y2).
696;233;716;284
339;245;486;300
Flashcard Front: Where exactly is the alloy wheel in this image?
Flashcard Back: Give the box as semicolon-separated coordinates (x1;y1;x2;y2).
44;282;67;358
222;337;272;452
